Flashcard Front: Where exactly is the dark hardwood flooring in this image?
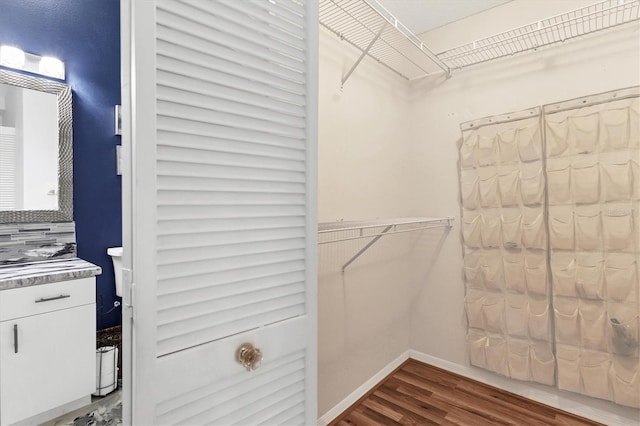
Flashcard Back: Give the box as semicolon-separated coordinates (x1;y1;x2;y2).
329;359;604;426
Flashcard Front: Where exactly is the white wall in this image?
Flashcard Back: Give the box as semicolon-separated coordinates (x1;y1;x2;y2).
407;1;640;423
318;28;432;415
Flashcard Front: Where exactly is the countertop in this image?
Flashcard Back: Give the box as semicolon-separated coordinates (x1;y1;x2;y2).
0;258;102;290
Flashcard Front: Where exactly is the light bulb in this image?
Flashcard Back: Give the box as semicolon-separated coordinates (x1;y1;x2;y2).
39;56;65;79
0;45;26;69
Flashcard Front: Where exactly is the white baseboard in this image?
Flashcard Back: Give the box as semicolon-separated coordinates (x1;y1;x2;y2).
318;350;639;426
317;350;411;426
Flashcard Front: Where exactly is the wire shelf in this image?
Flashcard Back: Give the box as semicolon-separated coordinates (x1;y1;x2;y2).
318;217;454;272
437;0;640;70
319;0;450;83
318;217;453;244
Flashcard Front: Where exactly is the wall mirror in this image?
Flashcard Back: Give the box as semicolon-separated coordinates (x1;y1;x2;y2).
0;69;72;223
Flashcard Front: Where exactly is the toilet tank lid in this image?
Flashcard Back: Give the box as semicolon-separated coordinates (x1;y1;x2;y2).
107;247;123;257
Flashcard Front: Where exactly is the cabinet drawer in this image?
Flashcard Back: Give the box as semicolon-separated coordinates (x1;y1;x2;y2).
0;277;95;321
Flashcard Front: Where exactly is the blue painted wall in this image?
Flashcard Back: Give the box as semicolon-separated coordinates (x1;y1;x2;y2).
0;0;122;329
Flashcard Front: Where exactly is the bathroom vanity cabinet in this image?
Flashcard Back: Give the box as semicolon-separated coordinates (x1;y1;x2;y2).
0;276;96;425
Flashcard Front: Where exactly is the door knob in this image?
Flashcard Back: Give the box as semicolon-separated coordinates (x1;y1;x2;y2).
237;343;263;371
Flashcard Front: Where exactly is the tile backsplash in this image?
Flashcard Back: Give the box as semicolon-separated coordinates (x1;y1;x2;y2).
0;222;76;265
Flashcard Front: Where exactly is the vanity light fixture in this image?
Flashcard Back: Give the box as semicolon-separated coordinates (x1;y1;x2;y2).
38;56;65;80
0;46;25;69
0;45;65;80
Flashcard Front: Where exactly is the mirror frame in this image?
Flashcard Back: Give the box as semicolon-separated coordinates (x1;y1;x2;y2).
0;69;72;223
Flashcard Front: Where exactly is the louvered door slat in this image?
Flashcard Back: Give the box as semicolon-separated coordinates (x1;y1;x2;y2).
158;272;306;311
156;22;304;83
156;58;306;106
156;130;306;160
157;41;304;95
157;216;307;235
157;115;306;150
127;0;316;423
157;262;305;297
183;0;305;48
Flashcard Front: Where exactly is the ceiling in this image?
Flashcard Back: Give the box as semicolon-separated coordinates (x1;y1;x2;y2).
375;0;512;35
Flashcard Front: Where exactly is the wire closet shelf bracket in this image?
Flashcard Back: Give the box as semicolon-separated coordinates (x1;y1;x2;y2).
319;217;454;272
437;0;640;70
319;0;451;85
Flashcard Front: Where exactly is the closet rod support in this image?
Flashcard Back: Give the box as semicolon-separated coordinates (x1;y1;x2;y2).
342;224;392;273
341;23;386;88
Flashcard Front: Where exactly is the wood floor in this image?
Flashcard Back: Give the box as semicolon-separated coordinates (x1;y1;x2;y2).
329;359;604;426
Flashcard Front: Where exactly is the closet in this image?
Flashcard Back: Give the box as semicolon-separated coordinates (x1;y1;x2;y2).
318;0;640;425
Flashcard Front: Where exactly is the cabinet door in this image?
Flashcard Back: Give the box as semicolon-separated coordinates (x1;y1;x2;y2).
0;304;95;425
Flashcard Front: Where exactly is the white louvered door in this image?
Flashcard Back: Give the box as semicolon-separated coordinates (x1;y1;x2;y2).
121;1;318;424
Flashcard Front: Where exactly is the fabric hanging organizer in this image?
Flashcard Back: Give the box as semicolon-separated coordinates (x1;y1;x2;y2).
459;87;640;409
459;106;555;387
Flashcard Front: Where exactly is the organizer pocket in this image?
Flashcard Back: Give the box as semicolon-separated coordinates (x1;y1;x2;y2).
503;253;525;293
498;170;519;207
546;118;569;157
529;297;550;341
464;255;483;289
465;289;485;329
600;107;630;151
481;251;504;291
557;345;581;392
530;342;555;386
576;255;604;300
569;112;600;154
468;329;488;368
580;351;611;400
501;213;522;249
507;340;531;381
525;253;548;296
522;211;546;250
554;297;580;345
601;161;632;202
609;356;640;408
506;294;529;338
520;168;544;206
485;335;508;376
631;101;640;147
477;134;498;166
632;160;640;200
572;162;600;204
605;255;637;303
517;123;542;162
479;174;500;208
574;211;602;251
607;303;639;357
461;132;478;168
481;214;502;248
460;172;479;210
549;207;574;250
547;164;571;205
603;211;634;251
482;295;505;333
463;214;482;248
551;255;577;297
498;127;518;164
580;300;607;351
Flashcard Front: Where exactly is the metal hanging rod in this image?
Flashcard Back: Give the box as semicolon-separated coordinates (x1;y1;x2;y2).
437;0;640;70
319;0;450;85
318;217;454;272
